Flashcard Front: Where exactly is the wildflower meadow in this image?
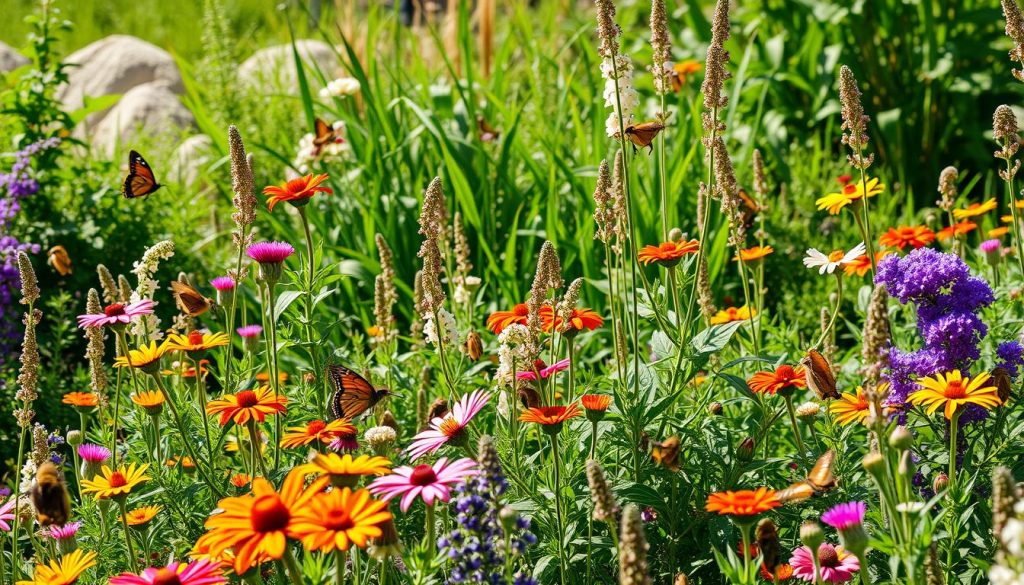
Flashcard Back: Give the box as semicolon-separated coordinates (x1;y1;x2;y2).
4;0;1024;583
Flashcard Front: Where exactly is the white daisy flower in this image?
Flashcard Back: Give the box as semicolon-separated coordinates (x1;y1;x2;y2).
802;242;866;275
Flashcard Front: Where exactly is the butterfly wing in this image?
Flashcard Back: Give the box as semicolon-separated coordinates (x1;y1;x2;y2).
651;435;681;471
170;281;212;317
801;349;839;400
625;122;665;148
806;449;837;492
327;365;378;420
313;117;335;147
122;151;161;198
47;245;72;276
774;481;816;504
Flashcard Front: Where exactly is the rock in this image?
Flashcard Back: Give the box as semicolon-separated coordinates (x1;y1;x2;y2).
0;41;29;73
59;35;183;126
169;134;214;187
238;39;340;91
91;81;194;156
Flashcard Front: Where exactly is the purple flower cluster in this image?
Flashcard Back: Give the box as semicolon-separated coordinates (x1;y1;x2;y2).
0;137;60;229
876;249;1002;410
438;441;537;585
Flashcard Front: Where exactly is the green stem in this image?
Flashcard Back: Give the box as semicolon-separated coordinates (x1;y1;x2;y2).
550;433;568;585
297;207;323;418
10;424;27;582
118;499;139;573
1003;147;1024;277
280;547;305;585
949;410;961;487
335;547;346;585
264;281;283;471
151;375;223;497
812;275;843;350
424;505;436;561
248;419;268;478
784;396;806;455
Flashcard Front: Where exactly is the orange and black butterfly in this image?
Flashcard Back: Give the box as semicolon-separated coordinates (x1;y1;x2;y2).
47;245;72;276
122;150;162;198
477;115;500;142
312;117;339;155
327;365;391;420
739;189;762;231
651;435;681;472
170;281;213;317
801;349;840;400
775;450;837;504
624;122;665;154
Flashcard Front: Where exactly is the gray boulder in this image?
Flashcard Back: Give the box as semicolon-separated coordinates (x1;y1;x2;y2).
238;39;340;90
0;41;29;73
91;81;194;156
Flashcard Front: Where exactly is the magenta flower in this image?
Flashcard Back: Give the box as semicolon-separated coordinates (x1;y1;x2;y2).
790;543;860;583
0;499;15;532
109;559;225;585
516;358;571;381
406;389;490;460
369;457;478;512
210;276;236;291
821;501;866;531
246;241;295;264
236;325;263;338
76;300;155;329
78;443;111;463
981;239;1001;254
47;521;81;541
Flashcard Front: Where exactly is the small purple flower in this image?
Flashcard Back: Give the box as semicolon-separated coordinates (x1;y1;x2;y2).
210;276;236;291
47;521;81;541
236;324;263;338
820;501;865;531
997;341;1024;378
246;241;295;264
78;443;111;463
980;239;1001;254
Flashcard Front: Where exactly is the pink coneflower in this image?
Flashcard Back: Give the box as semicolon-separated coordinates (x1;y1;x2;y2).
236;325;263;338
369;457;478;512
47;521;81;541
821;501;866;531
328;428;359;452
78;443;111;463
76;299;154;329
516;358;571;381
790;543;860;583
109;559;225;585
406;389;490;460
0;499;15;532
210;276;236;291
246;241;295;264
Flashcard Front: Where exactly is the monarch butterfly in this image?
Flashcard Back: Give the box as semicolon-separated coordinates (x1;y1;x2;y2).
32;461;71;527
801;349;840;400
47;245;72;276
624;122;665;154
170;281;213;317
122;150;162;198
327;365;391;421
477;115;500;142
651;435;681;472
774;450;837;504
312;117;341;156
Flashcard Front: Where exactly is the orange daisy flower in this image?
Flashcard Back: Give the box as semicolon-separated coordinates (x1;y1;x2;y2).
761;563;794;582
62;392;98;408
830;387;872;426
206;387;288;427
166;455;196;469
953;198;997;220
878;225;935;250
990;226;1010;237
123;505;161;527
581;394;612;412
131;390;165;416
705;488;780;517
486;303;529;334
937;220;977;240
710;305;756;325
637;239;700;267
230;473;252;489
255;371;288;385
289;488;392;553
842;251;893;277
519;404;582;433
539;305;603;334
18;549;96;585
262;173;332;211
194;468;313;575
747;365;806;395
734;245;774;263
280;419;357;449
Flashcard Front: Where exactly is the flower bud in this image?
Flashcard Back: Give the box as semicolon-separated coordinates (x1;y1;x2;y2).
303;372;316;385
737;437;755;462
862;452;887;481
933;472;949;494
888;426;913;450
800;521;824;551
499;506;519;533
708;402;723;416
668;227;684;241
66;430;83;447
898;450;915;480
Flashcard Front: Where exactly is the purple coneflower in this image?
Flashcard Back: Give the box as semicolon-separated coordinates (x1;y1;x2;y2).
790;543;859;583
821;501;869;561
406;389;490;460
47;520;81;541
76;299;155;329
517;358;571;381
78;443;111;463
0;499;15;532
236;324;262;338
370;457;477;512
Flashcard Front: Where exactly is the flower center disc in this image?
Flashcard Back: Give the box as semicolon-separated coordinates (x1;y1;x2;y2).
104;304;126;317
324;508;355;531
817;544;840;568
944;380;967;399
109;472;127;488
307;420;326;435
236;390;259;408
250;496;291;533
828;250;845;262
151;568;183;585
188;331;205;345
409;464;438;486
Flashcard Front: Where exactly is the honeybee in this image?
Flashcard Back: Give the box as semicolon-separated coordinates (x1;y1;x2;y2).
31;461;71;527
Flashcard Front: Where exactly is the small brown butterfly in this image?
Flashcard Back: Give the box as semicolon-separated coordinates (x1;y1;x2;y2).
517;385;542;410
801;349;840;400
426;398;449;425
327;365;391;420
312;117;340;156
775;450;837;504
624;122;665;154
31;461;71;527
651;435;681;472
170;281;213;317
122;150;162;198
477;115;500;142
993;366;1013;404
739;188;762;230
47;245;72;276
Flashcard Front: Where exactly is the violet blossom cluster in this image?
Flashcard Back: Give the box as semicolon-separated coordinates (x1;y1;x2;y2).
438;438;537;585
876;248;1024;420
